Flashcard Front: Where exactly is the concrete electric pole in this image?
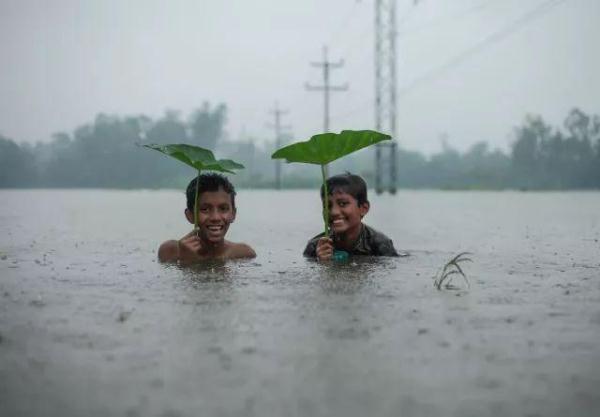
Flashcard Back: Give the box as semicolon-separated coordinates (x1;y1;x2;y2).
305;45;349;176
268;102;291;190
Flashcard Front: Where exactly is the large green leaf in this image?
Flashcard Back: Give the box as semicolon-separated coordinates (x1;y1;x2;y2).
271;130;391;165
143;143;244;173
271;129;392;238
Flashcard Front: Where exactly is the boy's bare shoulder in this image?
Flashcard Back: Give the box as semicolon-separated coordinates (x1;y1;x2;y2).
158;239;179;263
157;239;255;263
226;242;256;259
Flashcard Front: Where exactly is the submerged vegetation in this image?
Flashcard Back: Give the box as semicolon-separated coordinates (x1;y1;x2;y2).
272;130;390;235
433;252;473;290
0;106;599;189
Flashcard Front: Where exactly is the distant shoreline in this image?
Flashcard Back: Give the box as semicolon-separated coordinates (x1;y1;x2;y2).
2;186;599;192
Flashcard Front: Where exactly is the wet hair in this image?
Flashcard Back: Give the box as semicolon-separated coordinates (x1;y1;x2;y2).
186;173;236;212
320;172;369;206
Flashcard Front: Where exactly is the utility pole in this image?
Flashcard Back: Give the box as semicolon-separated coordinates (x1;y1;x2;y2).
305;45;349;176
268;102;291;190
374;0;398;194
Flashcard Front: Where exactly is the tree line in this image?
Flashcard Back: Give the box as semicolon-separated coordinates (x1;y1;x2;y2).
0;106;598;190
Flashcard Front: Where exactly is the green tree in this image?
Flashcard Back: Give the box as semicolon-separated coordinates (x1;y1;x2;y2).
0;135;37;187
189;103;227;150
43;132;78;186
510;115;552;188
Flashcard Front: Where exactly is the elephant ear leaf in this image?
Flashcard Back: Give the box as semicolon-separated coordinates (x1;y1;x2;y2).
271;130;392;165
144;143;244;173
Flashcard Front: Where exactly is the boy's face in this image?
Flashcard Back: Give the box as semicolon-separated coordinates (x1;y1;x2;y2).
185;188;236;244
326;190;369;236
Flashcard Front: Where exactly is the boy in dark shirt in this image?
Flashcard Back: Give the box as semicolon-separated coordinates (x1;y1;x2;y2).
303;173;398;261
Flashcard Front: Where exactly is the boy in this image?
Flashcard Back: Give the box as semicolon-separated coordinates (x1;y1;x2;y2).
303;173;398;261
158;173;256;265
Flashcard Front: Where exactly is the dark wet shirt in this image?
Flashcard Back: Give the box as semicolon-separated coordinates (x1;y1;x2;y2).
303;224;399;257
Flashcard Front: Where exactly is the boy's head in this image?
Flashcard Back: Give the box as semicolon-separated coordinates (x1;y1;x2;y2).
184;173;237;244
320;173;370;236
320;173;369;206
186;173;236;212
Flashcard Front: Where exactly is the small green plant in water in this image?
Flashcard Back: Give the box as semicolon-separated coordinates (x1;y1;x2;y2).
271;130;391;237
434;252;473;290
143;143;244;230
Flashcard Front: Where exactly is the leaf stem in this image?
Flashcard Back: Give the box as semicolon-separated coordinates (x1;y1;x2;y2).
194;169;201;232
321;164;329;237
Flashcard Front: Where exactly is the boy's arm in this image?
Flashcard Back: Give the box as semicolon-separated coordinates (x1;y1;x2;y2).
303;240;317;257
303;234;324;258
376;238;399;257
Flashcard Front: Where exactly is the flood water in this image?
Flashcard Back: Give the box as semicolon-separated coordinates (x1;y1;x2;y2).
1;189;599;417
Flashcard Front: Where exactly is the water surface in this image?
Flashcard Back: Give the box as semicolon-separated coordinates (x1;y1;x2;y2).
1;190;599;417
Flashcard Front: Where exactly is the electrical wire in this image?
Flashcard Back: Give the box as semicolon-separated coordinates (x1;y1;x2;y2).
397;0;568;97
328;0;569;124
396;0;499;39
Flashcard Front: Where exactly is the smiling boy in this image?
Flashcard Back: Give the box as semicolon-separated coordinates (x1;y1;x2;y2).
158;173;256;264
303;173;398;261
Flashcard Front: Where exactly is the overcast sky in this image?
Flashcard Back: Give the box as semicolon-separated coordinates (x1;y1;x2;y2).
1;0;598;154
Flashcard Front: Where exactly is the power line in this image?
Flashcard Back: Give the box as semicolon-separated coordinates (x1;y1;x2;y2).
397;0;568;97
305;46;349;176
326;0;364;48
396;0;498;39
325;0;569;119
337;0;420;66
329;0;568;122
295;0;416;136
305;46;349;133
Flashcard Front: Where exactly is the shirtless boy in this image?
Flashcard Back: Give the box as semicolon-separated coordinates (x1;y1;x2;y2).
158;173;256;264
